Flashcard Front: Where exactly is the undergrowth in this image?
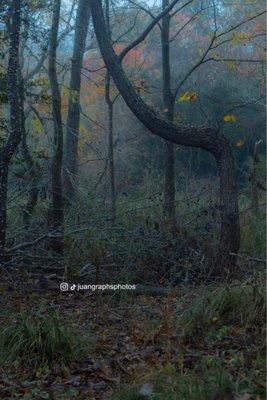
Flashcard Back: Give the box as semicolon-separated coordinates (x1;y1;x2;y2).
0;305;82;368
111;275;266;400
176;274;265;338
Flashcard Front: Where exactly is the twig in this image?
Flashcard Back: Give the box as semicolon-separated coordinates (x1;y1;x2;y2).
230;252;265;264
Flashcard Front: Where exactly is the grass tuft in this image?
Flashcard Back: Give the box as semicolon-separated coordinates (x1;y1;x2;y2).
0;306;80;368
176;275;265;337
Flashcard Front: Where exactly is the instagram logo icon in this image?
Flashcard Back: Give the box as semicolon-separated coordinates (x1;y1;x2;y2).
60;283;69;291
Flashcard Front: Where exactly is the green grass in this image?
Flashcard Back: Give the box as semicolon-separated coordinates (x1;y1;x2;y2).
110;276;266;400
111;356;265;400
0;305;81;368
176;275;265;337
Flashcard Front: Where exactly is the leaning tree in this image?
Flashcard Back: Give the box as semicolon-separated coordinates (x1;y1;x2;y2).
89;0;241;267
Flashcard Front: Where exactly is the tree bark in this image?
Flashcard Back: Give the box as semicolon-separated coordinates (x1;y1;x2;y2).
17;63;39;230
161;0;176;225
63;0;91;202
217;146;240;265
0;0;22;264
21;133;39;230
89;0;240;266
250;140;261;212
48;0;64;255
104;0;116;224
105;72;116;224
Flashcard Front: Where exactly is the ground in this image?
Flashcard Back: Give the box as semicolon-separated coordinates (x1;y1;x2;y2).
0;272;265;400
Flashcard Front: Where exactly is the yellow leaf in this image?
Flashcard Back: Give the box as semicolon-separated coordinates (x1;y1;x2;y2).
189;92;198;101
235;139;245;147
223;114;236;122
212;316;218;322
178;92;190;103
210;51;220;60
178;91;198;103
231;32;253;44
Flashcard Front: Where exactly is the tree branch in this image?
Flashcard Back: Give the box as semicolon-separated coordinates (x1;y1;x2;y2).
118;0;194;61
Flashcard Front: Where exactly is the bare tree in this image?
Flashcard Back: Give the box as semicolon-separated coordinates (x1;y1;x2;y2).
161;0;176;226
48;0;64;255
18;76;39;230
250;140;262;212
0;0;22;264
89;0;240;267
104;0;116;224
63;0;91;202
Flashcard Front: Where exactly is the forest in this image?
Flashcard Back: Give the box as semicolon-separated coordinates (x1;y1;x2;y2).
0;0;266;398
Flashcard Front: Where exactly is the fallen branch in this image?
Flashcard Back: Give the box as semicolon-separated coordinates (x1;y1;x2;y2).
230;252;265;264
7;226;93;253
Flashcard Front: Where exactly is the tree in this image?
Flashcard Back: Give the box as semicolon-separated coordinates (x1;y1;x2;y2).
161;0;175;225
18;72;39;230
89;0;240;267
48;0;64;255
63;0;91;202
104;0;116;224
0;0;22;264
250;140;262;212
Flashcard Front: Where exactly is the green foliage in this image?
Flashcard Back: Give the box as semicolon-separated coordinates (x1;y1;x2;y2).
176;275;265;337
0;306;80;368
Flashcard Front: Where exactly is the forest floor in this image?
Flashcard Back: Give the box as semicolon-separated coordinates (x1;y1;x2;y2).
0;272;265;400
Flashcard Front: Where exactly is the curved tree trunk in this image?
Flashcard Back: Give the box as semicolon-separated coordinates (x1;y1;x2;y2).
48;0;64;255
89;0;240;266
63;0;91;202
0;0;22;264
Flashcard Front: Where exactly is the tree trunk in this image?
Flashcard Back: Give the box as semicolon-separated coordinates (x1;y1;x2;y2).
250;140;261;212
48;0;64;255
217;146;240;266
0;161;9;263
0;0;22;264
89;0;241;267
104;0;116;224
161;0;176;225
105;73;116;224
63;0;91;202
18;64;39;230
164;141;175;223
21;134;39;230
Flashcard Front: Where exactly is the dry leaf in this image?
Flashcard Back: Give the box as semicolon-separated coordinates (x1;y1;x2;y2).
223;114;236;122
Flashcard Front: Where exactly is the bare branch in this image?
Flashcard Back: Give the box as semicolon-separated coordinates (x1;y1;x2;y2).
118;0;194;61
